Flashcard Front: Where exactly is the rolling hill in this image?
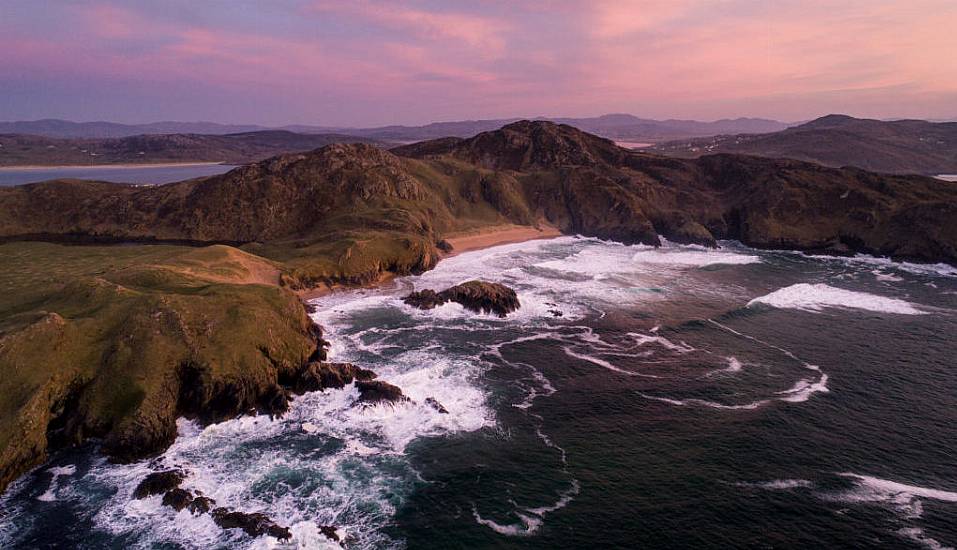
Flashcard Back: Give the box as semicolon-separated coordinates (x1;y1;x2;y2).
648;114;957;175
0;131;383;166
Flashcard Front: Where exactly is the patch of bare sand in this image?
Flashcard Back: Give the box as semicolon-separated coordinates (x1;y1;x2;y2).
443;223;562;256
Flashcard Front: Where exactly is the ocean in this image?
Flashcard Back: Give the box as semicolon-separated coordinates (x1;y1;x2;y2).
2;237;956;549
0;164;237;186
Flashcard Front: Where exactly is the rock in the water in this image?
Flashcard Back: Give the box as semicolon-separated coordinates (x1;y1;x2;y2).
319;525;341;543
211;508;292;541
403;280;520;317
425;397;449;414
162;488;193;511
296;362;377;393
355;380;409;405
133;470;185;499
548;309;563;317
188;495;216;515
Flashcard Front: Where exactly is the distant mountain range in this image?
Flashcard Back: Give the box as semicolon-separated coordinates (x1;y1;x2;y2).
5;114;955;176
0;115;791;143
0;131;381;166
648;114;957;175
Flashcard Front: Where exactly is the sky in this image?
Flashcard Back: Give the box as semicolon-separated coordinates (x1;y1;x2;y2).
2;0;956;127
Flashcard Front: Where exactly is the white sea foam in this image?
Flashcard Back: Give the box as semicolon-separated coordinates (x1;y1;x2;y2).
707;356;744;377
630;247;761;267
36;464;76;502
805;252;957;278
472;479;580;537
872;269;905;283
639;393;768;410
748;283;925;315
640;365;828;410
562;345;655;377
737;479;813;490
898;527;955;550
775;374;830;403
836;473;957;513
823;474;957;548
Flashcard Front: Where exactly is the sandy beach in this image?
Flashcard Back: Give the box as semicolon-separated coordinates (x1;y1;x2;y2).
296;224;564;300
443;223;563;256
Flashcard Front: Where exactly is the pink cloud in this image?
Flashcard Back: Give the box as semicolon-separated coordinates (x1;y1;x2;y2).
2;0;956;124
310;1;512;57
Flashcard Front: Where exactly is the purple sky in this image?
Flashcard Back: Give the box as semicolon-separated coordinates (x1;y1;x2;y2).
2;1;956;126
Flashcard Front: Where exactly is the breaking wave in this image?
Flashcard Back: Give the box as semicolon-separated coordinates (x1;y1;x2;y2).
748;283;925;315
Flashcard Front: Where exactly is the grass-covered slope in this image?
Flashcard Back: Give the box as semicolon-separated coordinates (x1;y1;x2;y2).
0;243;321;493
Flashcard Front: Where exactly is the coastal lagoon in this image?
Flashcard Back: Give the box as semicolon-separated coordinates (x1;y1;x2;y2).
0;164;238;186
2;237;956;548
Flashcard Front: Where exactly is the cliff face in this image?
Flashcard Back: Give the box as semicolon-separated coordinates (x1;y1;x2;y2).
2;121;957;494
397;121;957;262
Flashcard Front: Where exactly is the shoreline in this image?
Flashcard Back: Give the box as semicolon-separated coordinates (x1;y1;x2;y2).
0;161;231;171
296;224;564;301
443;223;563;257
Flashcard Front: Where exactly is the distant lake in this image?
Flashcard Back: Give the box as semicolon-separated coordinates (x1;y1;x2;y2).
0;163;238;186
936;174;957;182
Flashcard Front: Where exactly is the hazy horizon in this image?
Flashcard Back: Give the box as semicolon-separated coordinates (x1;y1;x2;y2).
3;1;957;127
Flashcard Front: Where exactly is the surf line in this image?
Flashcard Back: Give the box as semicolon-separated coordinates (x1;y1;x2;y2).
707;318;818;371
636;319;830;409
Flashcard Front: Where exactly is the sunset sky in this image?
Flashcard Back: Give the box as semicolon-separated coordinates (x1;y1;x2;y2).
3;0;956;126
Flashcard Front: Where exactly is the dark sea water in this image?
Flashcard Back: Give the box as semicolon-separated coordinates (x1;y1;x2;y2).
0;164;237;186
2;237;956;549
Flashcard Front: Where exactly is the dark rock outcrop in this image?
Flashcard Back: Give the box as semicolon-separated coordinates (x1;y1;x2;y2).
403;281;521;317
355;380;409;405
318;525;341;543
162;488;194;511
211;508;292;541
189;495;216;515
133;470;185;499
425;397;449;414
294;362;377;393
137;471;292;541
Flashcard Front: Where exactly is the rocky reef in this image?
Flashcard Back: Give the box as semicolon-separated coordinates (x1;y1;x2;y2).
403;280;521;317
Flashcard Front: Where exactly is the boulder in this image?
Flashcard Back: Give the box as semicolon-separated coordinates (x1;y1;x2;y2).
162;488;194;511
355;380;409;405
296;362;377;393
211;508;292;541
133;470;184;499
319;525;341;543
425;397;449;414
403;280;520;317
188;495;216;515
